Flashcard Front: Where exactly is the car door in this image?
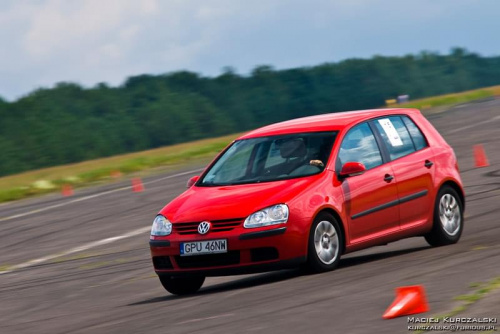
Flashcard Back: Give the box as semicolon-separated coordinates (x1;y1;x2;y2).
371;116;435;229
336;122;400;244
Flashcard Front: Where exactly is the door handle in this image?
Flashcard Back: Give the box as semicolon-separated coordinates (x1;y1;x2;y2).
384;174;394;182
424;160;434;168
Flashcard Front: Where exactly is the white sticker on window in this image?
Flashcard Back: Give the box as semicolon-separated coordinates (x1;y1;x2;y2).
378;118;403;147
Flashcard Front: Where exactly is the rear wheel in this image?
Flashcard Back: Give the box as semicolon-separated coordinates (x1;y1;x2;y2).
425;186;464;247
159;275;205;295
306;212;343;273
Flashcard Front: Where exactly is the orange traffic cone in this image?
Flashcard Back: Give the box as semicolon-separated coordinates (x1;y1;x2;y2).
61;184;74;197
132;178;144;192
474;144;489;168
383;285;429;319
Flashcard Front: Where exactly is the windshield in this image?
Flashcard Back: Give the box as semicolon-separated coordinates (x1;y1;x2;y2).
199;132;337;186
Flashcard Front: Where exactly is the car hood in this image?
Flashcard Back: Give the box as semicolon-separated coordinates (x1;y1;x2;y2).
160;176;321;223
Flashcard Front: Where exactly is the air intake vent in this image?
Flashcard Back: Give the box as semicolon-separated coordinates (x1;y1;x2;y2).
175;251;240;268
153;256;173;270
251;247;279;262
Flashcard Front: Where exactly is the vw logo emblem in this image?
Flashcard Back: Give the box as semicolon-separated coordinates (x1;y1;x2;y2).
198;221;211;235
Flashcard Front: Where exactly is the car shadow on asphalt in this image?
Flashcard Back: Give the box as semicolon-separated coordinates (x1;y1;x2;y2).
339;245;430;269
128;245;429;305
128;269;302;305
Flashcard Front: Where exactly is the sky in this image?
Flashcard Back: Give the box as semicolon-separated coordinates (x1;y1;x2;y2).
0;0;499;101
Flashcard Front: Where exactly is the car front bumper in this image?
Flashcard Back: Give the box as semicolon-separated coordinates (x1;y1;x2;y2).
150;223;308;277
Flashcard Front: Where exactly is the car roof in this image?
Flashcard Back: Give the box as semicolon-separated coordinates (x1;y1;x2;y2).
238;108;421;139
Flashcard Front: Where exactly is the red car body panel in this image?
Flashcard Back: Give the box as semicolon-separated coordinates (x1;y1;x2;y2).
150;108;464;276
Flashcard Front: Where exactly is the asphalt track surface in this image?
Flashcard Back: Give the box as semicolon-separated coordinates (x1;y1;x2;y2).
1;100;500;334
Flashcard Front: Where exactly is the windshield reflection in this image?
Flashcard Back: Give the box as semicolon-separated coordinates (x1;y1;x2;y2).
200;132;337;186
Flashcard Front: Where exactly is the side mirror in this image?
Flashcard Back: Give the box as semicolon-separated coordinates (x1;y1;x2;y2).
187;175;200;188
339;162;366;178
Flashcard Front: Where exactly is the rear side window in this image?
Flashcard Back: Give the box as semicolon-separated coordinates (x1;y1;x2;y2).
402;116;428;151
338;123;383;170
373;116;415;160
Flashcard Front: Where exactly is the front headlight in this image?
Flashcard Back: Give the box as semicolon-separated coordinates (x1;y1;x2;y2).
151;215;172;236
244;204;289;228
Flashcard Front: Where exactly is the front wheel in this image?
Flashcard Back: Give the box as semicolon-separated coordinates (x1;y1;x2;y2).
159;275;205;295
306;212;343;273
425;186;464;247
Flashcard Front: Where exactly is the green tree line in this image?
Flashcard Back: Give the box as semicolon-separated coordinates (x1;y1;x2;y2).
1;48;499;177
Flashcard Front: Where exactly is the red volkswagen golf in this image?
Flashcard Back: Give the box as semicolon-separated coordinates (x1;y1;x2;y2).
150;108;464;295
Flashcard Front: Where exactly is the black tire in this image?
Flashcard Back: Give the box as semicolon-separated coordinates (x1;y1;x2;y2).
159;275;205;295
305;212;343;273
425;186;464;247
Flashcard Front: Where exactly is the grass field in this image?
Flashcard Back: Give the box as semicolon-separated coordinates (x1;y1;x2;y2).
0;133;241;203
387;85;500;110
1;84;500;204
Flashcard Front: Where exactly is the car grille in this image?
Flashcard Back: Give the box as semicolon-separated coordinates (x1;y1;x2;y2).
173;218;244;235
175;251;240;268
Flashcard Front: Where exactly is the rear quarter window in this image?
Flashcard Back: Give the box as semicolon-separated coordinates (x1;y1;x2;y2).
373;116;415;160
402;116;428;151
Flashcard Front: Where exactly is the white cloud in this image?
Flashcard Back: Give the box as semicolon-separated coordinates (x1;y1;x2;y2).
22;0;156;58
0;0;498;100
0;0;237;99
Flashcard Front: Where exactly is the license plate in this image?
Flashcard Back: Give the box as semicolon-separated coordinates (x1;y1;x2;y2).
180;239;227;256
